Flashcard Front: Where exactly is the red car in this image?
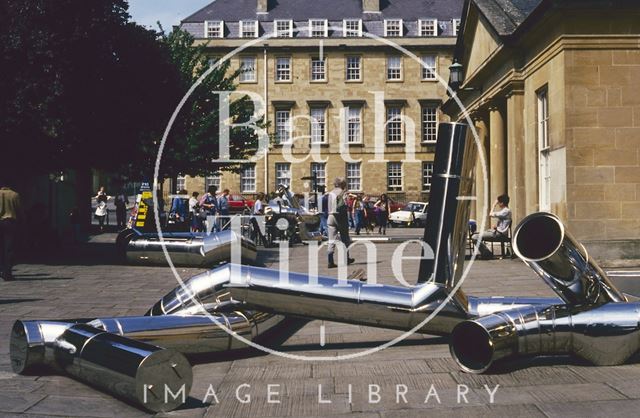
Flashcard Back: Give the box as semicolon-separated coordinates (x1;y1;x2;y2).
227;194;254;213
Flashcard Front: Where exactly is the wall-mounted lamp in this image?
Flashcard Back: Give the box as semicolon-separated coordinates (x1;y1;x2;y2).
448;60;481;93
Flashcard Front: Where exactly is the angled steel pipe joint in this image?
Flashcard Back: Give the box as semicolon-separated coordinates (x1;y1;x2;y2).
450;212;632;373
120;229;257;267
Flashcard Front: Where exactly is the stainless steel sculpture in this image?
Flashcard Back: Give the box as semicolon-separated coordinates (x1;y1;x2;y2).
119;228;257;267
14;121;620;414
450;211;633;373
10;321;192;412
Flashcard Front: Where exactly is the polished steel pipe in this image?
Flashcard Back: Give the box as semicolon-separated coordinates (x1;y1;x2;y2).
419;122;477;288
450;302;640;373
121;229;257;267
512;212;625;306
52;324;192;412
148;263;562;336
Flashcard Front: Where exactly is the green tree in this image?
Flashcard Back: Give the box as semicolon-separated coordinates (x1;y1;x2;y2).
156;28;266;180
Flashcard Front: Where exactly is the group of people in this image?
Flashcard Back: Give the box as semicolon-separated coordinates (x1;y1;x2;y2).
319;192;393;237
183;186;231;233
93;186;129;232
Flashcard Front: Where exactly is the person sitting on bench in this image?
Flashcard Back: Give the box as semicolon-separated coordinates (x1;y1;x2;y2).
472;194;512;259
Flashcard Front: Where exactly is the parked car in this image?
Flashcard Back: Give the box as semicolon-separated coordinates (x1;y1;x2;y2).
389;202;428;227
228;194;254;213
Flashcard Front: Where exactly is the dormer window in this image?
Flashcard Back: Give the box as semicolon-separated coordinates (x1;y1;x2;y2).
452;19;461;36
384;19;403;37
275;20;293;38
240;20;258;38
205;20;224;38
309;19;328;37
343;19;362;37
419;19;438;37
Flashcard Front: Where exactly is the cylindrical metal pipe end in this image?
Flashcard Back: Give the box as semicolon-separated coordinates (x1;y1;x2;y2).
10;320;46;374
512;212;564;261
449;313;519;374
513;212;625;305
54;324;193;413
450;321;496;374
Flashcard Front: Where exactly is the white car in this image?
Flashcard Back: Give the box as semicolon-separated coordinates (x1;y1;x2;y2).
389;202;428;227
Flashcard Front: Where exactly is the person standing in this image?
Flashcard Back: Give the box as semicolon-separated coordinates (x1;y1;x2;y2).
114;189;128;230
353;195;365;235
217;189;230;230
94;193;108;232
189;192;201;232
0;182;23;281
326;177;355;269
251;192;269;246
201;186;218;233
374;194;390;235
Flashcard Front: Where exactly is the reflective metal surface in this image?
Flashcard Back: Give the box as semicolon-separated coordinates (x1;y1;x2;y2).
512;212;625;306
53;324;192;412
419;122;476;289
450;302;640;373
121;229;257;267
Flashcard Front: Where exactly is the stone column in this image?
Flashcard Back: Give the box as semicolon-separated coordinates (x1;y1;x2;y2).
489;102;507;202
473;117;489;227
506;88;525;223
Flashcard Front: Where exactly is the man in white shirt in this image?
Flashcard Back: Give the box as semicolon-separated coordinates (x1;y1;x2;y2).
326;177;355;268
472;194;512;259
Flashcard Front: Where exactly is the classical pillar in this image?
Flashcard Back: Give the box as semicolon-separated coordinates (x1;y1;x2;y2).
473;117;489;226
489;102;507;202
506;88;525;223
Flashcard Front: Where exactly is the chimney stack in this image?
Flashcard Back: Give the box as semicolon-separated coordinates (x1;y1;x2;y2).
363;0;380;12
257;0;268;13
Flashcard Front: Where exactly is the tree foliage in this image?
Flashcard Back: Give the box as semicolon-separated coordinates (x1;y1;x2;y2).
0;0;264;182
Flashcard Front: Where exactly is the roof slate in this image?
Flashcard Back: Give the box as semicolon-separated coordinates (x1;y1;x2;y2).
183;0;464;22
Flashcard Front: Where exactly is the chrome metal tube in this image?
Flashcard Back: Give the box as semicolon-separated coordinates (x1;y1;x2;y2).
450;302;640;373
121;229;257;267
512;212;626;306
419;122;476;287
52;324;192;412
147;264;561;336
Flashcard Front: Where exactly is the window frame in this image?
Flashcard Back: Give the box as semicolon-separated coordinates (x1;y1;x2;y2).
384;19;403;37
275;56;292;82
275;163;292;188
387;162;403;192
176;175;186;192
452;19;461;37
239;20;258;38
205;173;221;190
421;105;438;144
346;162;362;192
422;162;434;192
308;19;328;37
537;87;551;211
240;164;257;193
274;19;293;38
239;56;257;83
419;19;438;37
204;20;224;38
310;56;327;82
421;55;437;81
310;162;327;189
310;107;327;144
385;106;404;144
386;55;403;81
275;109;292;144
345;55;362;82
346;105;363;144
343;19;362;37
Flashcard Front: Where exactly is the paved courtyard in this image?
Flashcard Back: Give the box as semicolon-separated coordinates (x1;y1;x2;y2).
2;230;640;417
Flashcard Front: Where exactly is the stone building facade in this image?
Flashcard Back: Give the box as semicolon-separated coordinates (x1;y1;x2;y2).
170;0;464;202
443;0;640;258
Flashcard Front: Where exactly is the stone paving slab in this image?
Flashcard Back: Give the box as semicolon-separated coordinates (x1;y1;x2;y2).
0;233;640;417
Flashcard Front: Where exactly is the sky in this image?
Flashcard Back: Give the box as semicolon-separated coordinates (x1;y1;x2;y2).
128;0;213;31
